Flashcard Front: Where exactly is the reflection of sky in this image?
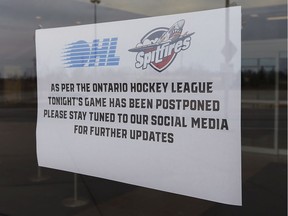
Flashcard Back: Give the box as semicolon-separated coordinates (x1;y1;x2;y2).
0;0;145;77
0;0;286;78
76;0;287;16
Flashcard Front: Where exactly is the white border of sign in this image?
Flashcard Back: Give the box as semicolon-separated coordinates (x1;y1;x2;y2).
36;7;242;205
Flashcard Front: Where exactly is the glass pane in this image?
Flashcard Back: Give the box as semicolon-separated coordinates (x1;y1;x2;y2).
0;0;287;215
242;104;275;148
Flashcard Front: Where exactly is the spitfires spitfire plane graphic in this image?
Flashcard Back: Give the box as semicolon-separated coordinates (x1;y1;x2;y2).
128;19;194;53
129;19;195;72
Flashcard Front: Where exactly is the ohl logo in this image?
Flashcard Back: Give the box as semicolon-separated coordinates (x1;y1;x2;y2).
63;37;120;68
128;19;194;72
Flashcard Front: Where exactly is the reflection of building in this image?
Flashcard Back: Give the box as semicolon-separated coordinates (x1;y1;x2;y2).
242;40;285;73
241;5;287;93
242;39;287;100
2;66;22;104
241;5;287;154
0;66;38;106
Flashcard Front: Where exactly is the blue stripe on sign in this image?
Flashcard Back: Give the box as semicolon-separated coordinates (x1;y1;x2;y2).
64;56;90;61
106;62;120;66
109;50;117;54
107;57;120;62
65;45;89;50
91;46;110;50
90;51;108;55
99;58;107;63
64;48;90;53
65;59;89;64
64;52;91;57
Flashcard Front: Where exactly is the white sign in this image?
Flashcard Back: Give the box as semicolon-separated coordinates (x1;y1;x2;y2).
36;7;242;205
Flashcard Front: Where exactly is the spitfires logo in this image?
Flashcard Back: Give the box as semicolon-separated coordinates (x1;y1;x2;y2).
128;19;194;72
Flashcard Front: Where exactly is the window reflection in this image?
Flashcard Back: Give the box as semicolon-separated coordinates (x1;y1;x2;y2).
0;1;286;215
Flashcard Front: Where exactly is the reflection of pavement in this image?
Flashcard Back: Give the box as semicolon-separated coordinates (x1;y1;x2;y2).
0;108;37;122
202;161;287;216
242;105;287;149
0;120;286;216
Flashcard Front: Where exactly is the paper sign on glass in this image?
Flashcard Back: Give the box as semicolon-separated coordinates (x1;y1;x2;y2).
36;7;242;205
